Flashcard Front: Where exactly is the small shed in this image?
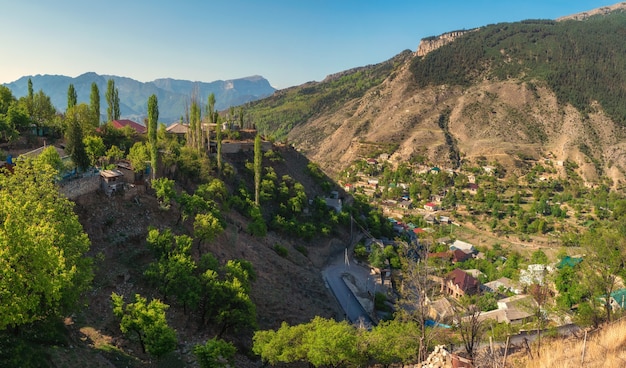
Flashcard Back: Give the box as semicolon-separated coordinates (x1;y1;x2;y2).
100;169;124;196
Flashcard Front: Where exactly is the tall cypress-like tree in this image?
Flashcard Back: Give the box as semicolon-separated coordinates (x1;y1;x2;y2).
90;82;100;126
65;115;90;171
147;94;159;180
206;93;216;155
254;134;262;205
106;79;120;122
26;78;34;117
67;83;77;111
216;117;222;173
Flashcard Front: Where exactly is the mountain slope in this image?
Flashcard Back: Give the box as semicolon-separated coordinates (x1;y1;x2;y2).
248;7;626;187
3;72;275;124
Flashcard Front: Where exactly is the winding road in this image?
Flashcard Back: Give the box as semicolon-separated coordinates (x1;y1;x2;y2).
322;248;374;327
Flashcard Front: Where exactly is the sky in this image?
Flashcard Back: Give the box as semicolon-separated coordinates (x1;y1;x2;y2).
0;0;616;89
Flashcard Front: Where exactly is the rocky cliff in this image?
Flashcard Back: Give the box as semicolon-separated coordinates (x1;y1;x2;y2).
415;30;473;57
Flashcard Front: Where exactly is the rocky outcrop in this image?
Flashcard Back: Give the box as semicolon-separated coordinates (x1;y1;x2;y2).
416;30;473;57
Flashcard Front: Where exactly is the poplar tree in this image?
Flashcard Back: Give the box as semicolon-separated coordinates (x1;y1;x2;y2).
67;83;77;111
106;79;120;122
147;94;159;180
90;82;100;126
254;134;262;205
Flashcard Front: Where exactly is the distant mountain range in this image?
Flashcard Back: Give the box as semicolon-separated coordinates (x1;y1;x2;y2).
3;72;276;124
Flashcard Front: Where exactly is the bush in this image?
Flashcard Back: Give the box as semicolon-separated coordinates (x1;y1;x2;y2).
273;244;288;258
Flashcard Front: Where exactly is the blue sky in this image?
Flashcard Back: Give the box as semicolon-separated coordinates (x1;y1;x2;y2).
0;0;615;89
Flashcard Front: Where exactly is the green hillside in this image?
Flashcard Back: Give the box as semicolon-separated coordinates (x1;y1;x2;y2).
410;11;626;125
247;51;413;140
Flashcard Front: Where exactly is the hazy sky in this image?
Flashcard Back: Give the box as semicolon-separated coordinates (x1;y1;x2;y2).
0;0;615;89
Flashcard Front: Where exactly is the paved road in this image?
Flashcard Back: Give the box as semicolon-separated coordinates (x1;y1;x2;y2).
322;249;374;326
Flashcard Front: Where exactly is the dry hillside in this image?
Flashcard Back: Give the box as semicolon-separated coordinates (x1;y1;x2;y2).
288;49;626;188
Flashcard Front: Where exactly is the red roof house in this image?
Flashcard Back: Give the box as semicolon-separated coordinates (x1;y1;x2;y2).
441;269;480;299
111;119;147;134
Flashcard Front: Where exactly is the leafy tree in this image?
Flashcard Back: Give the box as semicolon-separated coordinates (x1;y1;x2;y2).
581;228;626;322
194;338;236;368
147;94;159;180
0;86;15;116
151;177;175;208
35;145;64;174
0;160;92;330
530;249;549;265
30;90;57;130
90;82;100;126
366;319;420;365
127;142;150;174
83;135;105;167
105;79;120;122
111;293;177;358
105;145;125;165
67;83;77;111
194;212;224;250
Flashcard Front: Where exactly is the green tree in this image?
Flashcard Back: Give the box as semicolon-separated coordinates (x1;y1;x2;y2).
216;115;223;173
0;160;92;330
254;134;262;205
194;212;224;250
105;145;125;164
67;83;77;111
581;228;626;322
127;142;150;174
194;338;236;368
151;177;175;208
65;115;90;171
105;79;120;122
111;293;177;358
366;319;420;365
83;135;105;167
35;145;64;173
147;94;159;180
90;82;100;126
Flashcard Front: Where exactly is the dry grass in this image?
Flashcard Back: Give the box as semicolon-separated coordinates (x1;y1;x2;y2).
517;319;626;368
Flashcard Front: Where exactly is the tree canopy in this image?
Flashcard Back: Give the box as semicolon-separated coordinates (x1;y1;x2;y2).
0;159;92;330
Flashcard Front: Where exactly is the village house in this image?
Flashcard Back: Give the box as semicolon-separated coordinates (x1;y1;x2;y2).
482;277;522;295
476;294;536;325
441;269;480;299
111;119;147;134
424;202;439;211
450;240;477;255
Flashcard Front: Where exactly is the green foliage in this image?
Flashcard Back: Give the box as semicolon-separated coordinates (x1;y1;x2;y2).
35;145;63;174
83;135;105;167
273;243;288;258
194;338;236;368
245;51;412;141
253;317;362;367
105;79;120;122
0;160;92;330
411;13;626;128
65;114;90;171
127;142;150;173
147;94;159;180
111;293;177;358
151;177;175;207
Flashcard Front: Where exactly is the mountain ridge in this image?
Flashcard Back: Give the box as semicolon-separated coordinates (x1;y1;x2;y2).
3;72;276;124
246;5;626;188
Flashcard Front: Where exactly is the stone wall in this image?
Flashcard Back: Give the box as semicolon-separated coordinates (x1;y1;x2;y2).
59;175;100;200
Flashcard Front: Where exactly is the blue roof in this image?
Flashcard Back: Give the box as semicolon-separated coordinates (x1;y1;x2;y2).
556;256;583;269
611;289;626;308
